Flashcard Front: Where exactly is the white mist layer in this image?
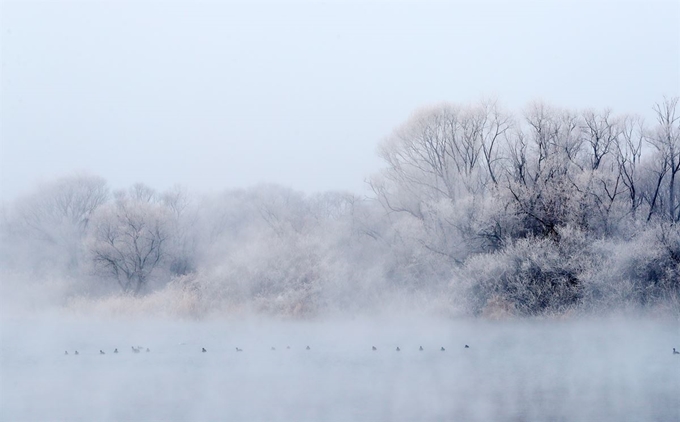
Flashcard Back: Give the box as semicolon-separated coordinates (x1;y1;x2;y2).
1;315;678;421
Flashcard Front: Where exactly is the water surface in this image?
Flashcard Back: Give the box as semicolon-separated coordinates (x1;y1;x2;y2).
1;316;678;421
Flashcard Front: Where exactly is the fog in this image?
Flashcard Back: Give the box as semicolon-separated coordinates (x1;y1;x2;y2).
2;269;679;420
2;0;680;420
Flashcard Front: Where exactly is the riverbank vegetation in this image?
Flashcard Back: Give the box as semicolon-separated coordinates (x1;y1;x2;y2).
2;98;678;318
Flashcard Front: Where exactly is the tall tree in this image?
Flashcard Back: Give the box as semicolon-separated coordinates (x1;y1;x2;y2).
89;189;169;294
648;97;680;222
14;174;108;270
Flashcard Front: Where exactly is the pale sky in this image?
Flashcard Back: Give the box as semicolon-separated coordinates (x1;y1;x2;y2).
1;0;678;199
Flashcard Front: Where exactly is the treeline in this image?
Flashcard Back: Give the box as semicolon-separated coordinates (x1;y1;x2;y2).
1;98;679;317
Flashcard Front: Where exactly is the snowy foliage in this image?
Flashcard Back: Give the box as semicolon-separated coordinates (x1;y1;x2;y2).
1;98;679;317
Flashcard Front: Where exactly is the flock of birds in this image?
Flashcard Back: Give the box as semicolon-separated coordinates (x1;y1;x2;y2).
64;346;680;356
198;344;471;353
64;344;477;355
65;346;151;355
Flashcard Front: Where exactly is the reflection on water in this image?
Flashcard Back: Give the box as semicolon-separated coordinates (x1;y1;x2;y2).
1;317;679;421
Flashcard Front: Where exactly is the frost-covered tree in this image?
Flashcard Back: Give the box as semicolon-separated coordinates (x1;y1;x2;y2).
161;185;198;276
89;188;170;294
462;226;590;316
504;103;586;237
368;100;512;273
10;174;109;272
4;97;680;317
615;116;645;221
644;97;680;222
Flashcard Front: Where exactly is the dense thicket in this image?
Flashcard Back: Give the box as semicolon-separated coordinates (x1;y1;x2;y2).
1;98;678;317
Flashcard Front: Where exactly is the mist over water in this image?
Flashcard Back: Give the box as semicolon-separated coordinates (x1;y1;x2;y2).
2;1;680;420
3;100;680;422
1;314;678;421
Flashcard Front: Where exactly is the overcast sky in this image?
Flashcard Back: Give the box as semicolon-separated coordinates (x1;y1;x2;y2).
1;0;678;200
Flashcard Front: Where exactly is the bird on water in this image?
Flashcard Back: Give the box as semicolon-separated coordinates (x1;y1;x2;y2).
236;347;243;352
465;345;470;349
372;346;377;351
674;348;679;355
441;347;445;351
114;348;118;354
202;348;207;353
75;351;79;355
100;350;105;355
419;346;424;351
396;347;400;351
306;346;311;350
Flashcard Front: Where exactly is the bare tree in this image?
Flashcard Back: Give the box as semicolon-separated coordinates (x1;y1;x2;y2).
129;183;158;203
478;99;513;186
161;185;198;276
648;97;680;222
575;109;629;234
642;150;670;222
581;109;620;171
616;115;645;219
371;101;512;210
368;101;515;265
14;174;109;270
504;103;587;237
89;191;169;294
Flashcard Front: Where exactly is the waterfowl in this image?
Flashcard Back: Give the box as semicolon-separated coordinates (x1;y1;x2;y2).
75;351;79;355
271;347;276;351
306;346;311;350
65;351;68;355
100;350;105;355
419;346;424;351
146;348;150;352
674;348;679;355
396;347;400;351
465;345;470;349
202;348;207;353
441;347;445;351
287;346;291;349
236;347;243;352
132;347;140;353
372;346;377;351
114;349;118;354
